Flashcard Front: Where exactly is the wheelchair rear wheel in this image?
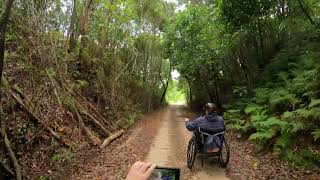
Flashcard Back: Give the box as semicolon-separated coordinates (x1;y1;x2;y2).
187;138;196;169
218;138;230;168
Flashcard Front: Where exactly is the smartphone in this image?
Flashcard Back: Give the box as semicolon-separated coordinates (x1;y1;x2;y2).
149;167;180;180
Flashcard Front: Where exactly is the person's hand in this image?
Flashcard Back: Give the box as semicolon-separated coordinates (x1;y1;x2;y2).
184;118;190;122
126;161;156;180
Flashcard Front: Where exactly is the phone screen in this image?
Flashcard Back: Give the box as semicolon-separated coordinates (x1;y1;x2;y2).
149;167;180;180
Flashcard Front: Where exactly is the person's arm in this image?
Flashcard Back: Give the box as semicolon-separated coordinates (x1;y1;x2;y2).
185;117;202;131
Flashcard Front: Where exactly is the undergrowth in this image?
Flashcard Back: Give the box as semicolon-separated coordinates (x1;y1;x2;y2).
225;39;320;169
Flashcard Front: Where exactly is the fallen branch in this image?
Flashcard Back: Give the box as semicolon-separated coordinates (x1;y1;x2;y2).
46;75;115;136
78;104;112;136
1;161;15;177
100;129;125;149
0;116;22;180
74;108;101;145
46;69;62;107
2;85;73;147
8;88;62;140
72;91;115;131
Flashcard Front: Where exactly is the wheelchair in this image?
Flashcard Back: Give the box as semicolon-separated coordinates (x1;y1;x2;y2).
186;125;230;169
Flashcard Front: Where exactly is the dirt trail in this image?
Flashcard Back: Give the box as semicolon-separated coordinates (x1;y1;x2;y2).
146;105;230;180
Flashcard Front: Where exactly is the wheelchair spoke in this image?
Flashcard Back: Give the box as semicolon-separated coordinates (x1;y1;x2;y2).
187;138;196;169
219;137;230;168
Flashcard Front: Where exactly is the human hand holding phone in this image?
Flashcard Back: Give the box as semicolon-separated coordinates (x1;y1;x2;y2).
126;161;180;180
126;161;156;180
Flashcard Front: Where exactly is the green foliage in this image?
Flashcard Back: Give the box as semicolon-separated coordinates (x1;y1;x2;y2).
249;130;275;145
244;104;264;115
3;0;320;172
269;88;301;113
287;148;320;168
228;122;253;134
39;176;47;180
75;80;89;90
126;114;137;126
232;86;248;98
62;96;76;111
308;99;320;108
165;79;187;104
51;149;73;162
311;128;320;141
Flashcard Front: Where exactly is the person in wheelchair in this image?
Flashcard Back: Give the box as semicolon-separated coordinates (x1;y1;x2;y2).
184;103;225;153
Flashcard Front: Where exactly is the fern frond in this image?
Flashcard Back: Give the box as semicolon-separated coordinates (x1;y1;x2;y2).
309;99;320;108
228;123;252;134
282;111;294;119
245;104;263;115
311;128;320;141
287;121;304;133
249;130;275;143
253;117;288;130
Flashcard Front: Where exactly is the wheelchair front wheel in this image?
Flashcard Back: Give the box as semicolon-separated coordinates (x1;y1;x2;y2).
218;138;230;168
187;138;196;169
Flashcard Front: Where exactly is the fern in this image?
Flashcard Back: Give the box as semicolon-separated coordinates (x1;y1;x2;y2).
254;88;271;104
276;72;290;85
244;104;263;115
274;132;293;158
269;88;301;113
306;108;320;120
228;123;252;134
224;109;242;124
282;111;294;119
253;117;288;129
286;121;304;134
249;130;275;143
311;128;320;141
308;99;320;108
250;113;268;122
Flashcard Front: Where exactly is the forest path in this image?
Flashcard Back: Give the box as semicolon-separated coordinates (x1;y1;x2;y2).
145;105;230;180
69;105;230;180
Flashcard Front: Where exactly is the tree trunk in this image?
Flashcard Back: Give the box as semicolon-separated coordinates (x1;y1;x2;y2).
0;0;14;81
68;0;78;52
212;77;222;108
202;80;214;103
0;119;22;180
0;2;20;178
160;60;171;103
257;19;265;66
79;0;93;68
185;76;192;102
297;0;316;26
221;59;235;84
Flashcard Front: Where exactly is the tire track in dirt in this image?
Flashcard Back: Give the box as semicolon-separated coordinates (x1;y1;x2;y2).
145;105;230;180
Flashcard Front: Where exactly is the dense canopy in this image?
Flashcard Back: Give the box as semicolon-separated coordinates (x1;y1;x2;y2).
0;0;319;179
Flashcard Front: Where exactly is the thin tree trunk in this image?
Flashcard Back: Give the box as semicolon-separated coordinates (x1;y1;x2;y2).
79;0;93;67
257;19;265;66
160;60;171;103
212;77;222;108
1;107;22;180
185;76;192;102
0;0;14;81
0;2;21;178
202;78;214;103
297;0;316;26
68;0;77;52
221;59;235;84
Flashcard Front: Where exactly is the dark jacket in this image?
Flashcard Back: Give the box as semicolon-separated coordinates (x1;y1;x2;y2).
186;112;225;151
186;112;225;132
